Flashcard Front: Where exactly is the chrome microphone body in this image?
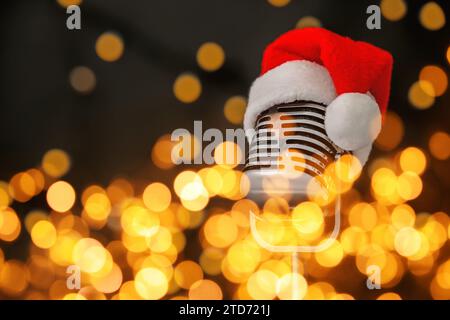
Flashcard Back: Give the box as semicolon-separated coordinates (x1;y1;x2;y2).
243;101;344;207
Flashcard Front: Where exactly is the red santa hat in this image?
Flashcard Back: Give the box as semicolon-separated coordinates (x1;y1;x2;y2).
244;28;393;165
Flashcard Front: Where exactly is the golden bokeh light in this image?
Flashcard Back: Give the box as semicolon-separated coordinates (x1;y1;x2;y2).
188;279;223;300
419;2;446;31
399;147;427;175
447;46;450;65
213;141;243;169
143;182;171;212
419;65;448;97
391;204;415;229
408;81;435;109
292;202;324;235
429;131;450;160
377;292;402;300
174;260;204;289
57;0;82;8
121;205;160;238
276;273;307;300
91;263;123;294
296;16;322;29
397;171;423;201
196;42;225;72
199;248;224;276
375;111;404;151
0;260;29;297
268;0;290;7
247;270;278;300
380;0;407;21
204;214;238;248
173;73;202;104
315;240;344;268
31;220;57;249
349;202;377;231
134;267;168;300
0;207;21;242
95;32;124;62
151;135;177;170
0;181;11;207
9;171;37;203
394;227;422;257
146;227;172;253
46;181;76;213
224;96;247;125
42;149;71;178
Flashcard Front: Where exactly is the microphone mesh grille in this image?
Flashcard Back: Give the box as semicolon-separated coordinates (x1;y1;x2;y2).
244;102;343;180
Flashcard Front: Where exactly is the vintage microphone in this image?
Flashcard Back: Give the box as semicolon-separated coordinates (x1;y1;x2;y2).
240;27;393;299
243;101;344;253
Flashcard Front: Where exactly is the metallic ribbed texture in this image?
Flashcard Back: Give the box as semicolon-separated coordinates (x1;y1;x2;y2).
244;102;343;180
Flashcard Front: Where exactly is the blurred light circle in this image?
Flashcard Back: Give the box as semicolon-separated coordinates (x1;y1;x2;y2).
397;171;423;201
391;204;415;229
447;46;450;65
0;260;29;296
419;2;446;31
46;181;76;212
151;135;177;170
146;227;172;253
174;260;203;289
91;263;123;294
419;65;448;97
95;32;124;62
9;172;36;203
42;149;71;178
143;182;171;212
189;279;223;300
375;112;404;151
247;270;278;300
224;96;247;125
69;66;96;94
377;292;402;300
429;131;450;160
199;248;224;276
292;202;324;235
213;141;243;169
173;73;201;103
31;220;57;249
0;207;21;242
204;214;238;248
0;181;11;207
57;0;82;8
134;267;168;300
73;238;108;273
349;202;377;231
314;240;344;268
399;147;427;175
196;42;225;72
408;81;434;109
296;16;322;29
276;273;307;300
268;0;290;7
380;0;407;21
394;227;422;257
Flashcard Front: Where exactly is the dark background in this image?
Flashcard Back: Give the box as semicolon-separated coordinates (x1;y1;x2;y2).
0;0;449;300
1;0;448;189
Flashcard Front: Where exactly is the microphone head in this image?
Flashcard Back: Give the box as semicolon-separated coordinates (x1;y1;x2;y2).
243;101;345;208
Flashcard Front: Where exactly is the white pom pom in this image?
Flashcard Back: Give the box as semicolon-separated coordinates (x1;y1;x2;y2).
324;93;382;151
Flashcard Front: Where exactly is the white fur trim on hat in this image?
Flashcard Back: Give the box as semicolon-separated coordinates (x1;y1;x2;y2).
324;93;382;151
352;144;373;167
244;60;337;140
